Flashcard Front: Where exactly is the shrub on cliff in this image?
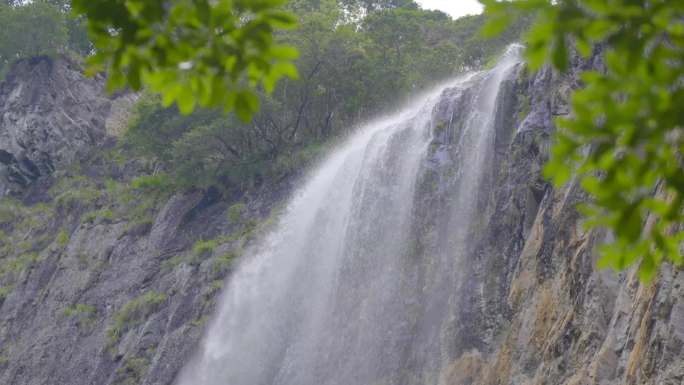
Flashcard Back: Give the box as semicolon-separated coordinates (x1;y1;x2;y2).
0;2;67;74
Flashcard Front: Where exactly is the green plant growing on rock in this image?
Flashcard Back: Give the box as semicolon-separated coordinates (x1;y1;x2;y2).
125;197;158;233
106;291;167;348
17;214;48;234
227;203;247;224
240;220;259;242
82;208;115;224
160;255;185;273
261;203;286;230
0;199;54;235
52;178;101;210
63;303;97;330
207;280;224;296
0;252;39;279
114;356;150;385
82;211;98;224
0;285;13;302
190;315;210;328
105;178;135;206
209;252;237;280
192;239;219;259
131;174;173;196
0;205;16;225
16;240;32;252
56;230;70;249
100;208;115;221
200;279;225;311
64;303;97;318
0;348;8;366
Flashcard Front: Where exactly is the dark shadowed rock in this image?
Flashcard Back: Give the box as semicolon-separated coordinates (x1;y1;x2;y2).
0;57;119;197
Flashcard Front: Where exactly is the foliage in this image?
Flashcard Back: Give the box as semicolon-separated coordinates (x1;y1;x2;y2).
0;285;12;301
209;252;236;280
83;208;114;224
192;239;218;258
107;291;167;346
160;255;185;273
65;14;92;56
227;203;247;223
63;303;97;318
56;230;70;248
0;2;67;74
483;0;684;279
114;356;150;385
51;176;102;209
0;252;39;279
124;0;528;191
63;303;97;329
130;174;173;195
71;0;299;119
0;199;17;225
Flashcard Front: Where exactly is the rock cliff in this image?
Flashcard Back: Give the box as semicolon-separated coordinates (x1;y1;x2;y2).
0;57;287;385
0;53;682;385
0;57;135;197
436;56;684;385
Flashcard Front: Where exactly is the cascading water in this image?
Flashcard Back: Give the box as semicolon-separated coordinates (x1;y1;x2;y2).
176;45;524;385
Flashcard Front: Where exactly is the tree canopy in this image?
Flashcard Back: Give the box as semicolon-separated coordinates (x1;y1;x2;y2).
483;0;684;279
0;0;90;78
123;0;527;193
0;2;66;72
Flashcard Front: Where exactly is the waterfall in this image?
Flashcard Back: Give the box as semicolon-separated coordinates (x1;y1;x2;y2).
176;45;524;385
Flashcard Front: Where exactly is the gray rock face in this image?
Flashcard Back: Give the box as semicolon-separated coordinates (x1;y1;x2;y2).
0;51;682;385
0;58;242;385
437;55;684;384
0;57;112;196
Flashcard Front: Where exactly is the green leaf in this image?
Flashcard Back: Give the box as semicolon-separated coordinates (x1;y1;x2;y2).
269;45;299;60
74;0;299;121
552;34;568;72
177;89;196;115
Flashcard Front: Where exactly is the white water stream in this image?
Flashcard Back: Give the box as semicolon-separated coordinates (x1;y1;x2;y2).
177;45;523;385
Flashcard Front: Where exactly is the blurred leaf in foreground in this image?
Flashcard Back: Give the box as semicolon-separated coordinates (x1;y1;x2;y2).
72;0;300;120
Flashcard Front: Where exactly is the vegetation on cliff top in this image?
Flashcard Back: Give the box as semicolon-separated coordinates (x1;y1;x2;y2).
121;1;528;192
0;0;89;77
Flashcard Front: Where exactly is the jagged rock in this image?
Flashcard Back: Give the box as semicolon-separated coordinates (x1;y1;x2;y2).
0;56;125;197
439;53;684;385
148;191;205;256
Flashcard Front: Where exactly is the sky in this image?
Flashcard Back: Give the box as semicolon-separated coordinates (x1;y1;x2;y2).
415;0;484;19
